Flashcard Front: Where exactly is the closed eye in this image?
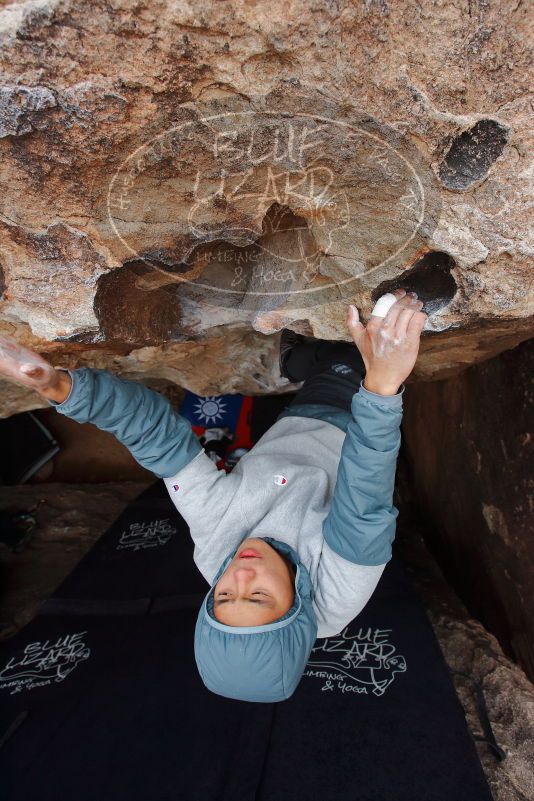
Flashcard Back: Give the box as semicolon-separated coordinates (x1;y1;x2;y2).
214;592;274;609
217;590;271;599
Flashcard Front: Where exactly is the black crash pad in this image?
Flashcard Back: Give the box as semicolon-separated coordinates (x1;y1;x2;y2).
0;482;493;801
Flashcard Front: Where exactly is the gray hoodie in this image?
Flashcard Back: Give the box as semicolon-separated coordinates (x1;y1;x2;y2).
52;368;404;638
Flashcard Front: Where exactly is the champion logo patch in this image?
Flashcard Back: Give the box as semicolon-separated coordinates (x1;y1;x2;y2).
172;484;180;492
274;474;288;486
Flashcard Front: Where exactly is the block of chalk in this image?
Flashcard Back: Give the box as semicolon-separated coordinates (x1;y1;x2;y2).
371;292;398;318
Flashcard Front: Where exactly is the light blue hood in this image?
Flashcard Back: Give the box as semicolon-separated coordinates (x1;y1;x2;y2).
194;537;317;703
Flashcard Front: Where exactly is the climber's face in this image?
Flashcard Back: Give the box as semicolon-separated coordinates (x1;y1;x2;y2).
213;538;295;626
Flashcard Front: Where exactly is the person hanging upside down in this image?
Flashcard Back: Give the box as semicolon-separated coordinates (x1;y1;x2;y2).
0;289;427;703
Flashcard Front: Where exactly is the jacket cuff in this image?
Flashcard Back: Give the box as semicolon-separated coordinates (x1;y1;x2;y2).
48;367;97;412
357;378;405;407
47;368;86;412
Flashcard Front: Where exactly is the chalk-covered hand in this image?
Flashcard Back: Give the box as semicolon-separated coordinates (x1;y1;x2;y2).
0;336;72;402
346;288;427;396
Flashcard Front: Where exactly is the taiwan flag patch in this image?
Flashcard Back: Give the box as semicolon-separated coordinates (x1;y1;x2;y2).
180;392;243;430
179;390;254;473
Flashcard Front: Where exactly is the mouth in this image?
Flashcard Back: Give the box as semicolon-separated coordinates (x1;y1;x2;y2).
237;548;262;559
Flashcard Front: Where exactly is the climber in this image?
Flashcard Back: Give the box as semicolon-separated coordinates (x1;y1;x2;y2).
0;288;427;703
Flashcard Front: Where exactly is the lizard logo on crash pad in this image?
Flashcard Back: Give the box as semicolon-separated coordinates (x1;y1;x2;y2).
0;631;90;696
116;518;176;551
304;626;407;696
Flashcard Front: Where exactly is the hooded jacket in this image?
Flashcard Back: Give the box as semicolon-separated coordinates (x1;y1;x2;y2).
195;538;318;702
51;367;403;702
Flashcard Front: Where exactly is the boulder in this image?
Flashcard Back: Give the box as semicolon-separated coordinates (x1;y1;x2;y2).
0;0;532;413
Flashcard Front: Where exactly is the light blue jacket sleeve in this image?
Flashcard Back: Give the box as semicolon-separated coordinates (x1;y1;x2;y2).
49;368;202;479
322;380;404;566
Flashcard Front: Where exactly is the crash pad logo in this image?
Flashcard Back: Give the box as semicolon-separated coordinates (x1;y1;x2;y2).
117;518;176;551
0;632;90;696
305;627;407;696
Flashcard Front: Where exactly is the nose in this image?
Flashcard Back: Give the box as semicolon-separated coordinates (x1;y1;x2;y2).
234;566;256;586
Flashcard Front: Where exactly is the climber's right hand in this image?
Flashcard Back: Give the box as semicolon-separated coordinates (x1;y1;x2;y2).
0;335;72;402
346;289;427;395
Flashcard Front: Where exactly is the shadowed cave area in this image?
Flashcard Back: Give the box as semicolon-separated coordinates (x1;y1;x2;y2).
94;203;325;344
94;259;185;346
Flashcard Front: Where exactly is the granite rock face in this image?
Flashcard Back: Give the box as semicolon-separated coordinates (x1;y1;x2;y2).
0;0;532;412
0;324;288;417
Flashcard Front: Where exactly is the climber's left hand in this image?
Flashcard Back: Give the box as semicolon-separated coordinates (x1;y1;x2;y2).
0;336;72;402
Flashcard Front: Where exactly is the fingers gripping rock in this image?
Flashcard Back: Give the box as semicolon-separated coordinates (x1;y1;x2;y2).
0;336;57;391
